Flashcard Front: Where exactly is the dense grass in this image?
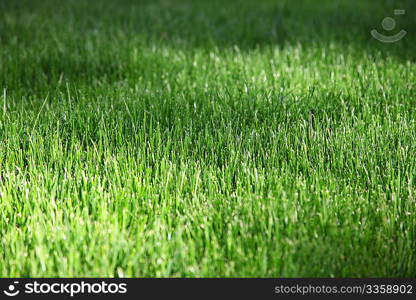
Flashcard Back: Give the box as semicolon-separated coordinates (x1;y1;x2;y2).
0;0;415;277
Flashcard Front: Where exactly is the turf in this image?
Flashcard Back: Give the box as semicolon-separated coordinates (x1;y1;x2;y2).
0;0;415;277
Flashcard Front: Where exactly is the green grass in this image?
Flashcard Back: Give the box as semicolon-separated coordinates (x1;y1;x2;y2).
0;0;415;277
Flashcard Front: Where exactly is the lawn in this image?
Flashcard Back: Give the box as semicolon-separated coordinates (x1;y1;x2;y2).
0;0;415;277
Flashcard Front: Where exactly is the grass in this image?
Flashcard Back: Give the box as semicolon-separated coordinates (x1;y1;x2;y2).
0;0;415;277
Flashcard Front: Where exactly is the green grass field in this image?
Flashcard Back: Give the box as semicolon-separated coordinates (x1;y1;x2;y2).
0;0;415;277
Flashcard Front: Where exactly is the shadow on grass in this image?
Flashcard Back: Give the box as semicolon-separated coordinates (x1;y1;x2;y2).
1;0;415;92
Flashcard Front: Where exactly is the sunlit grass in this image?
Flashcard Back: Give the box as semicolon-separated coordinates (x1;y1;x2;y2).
0;0;415;277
